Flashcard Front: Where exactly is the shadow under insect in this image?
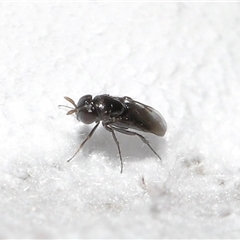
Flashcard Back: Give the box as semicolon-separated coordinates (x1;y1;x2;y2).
74;124;167;170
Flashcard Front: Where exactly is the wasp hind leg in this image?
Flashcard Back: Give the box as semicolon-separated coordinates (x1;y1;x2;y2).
110;126;162;162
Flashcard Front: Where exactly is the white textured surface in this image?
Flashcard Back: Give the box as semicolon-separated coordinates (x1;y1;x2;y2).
1;2;240;238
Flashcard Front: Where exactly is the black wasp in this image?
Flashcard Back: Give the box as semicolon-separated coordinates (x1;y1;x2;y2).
60;94;167;173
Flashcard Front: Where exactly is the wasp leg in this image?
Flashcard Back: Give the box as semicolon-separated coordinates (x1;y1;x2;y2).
103;124;123;174
110;126;162;162
67;121;100;162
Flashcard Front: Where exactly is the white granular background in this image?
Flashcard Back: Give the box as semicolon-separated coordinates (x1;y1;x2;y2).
1;2;240;238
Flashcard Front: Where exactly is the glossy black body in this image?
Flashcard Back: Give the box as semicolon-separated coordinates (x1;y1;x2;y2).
61;94;167;173
76;94;167;136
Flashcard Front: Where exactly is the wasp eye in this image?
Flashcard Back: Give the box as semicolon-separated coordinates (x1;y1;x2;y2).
78;110;96;124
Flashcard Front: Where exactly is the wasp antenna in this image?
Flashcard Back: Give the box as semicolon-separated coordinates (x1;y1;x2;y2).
67;109;77;115
58;104;74;109
64;96;77;108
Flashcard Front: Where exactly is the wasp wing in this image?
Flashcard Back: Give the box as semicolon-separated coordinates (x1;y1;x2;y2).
111;99;167;137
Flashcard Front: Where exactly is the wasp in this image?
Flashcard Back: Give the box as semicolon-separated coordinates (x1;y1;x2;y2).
59;94;167;173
